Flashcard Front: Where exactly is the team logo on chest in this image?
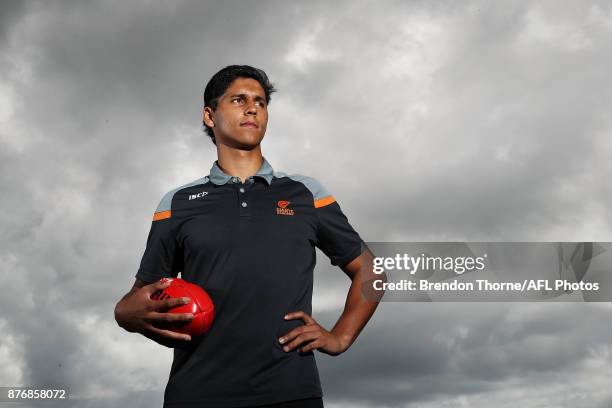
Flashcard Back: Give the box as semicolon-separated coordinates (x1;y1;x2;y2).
276;200;294;216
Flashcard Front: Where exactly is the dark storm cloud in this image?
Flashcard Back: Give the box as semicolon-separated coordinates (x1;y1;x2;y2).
0;0;25;43
315;303;612;407
271;0;612;243
1;0;612;407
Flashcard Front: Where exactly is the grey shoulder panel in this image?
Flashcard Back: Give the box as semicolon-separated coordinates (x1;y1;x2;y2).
155;176;209;213
274;172;331;200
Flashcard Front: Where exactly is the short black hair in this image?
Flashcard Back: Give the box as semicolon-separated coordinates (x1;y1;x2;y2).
203;65;276;145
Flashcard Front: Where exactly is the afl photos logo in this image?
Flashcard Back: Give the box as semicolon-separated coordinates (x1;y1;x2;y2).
276;200;294;216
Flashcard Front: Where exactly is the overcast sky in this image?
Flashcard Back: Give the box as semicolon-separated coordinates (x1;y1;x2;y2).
1;0;612;407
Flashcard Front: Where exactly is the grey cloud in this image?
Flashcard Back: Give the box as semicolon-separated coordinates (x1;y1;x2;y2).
0;0;26;44
315;303;612;407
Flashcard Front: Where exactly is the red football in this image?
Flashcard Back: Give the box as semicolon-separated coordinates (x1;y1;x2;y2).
150;278;215;337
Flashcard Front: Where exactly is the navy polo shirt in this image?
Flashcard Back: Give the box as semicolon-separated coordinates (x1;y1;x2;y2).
136;157;365;408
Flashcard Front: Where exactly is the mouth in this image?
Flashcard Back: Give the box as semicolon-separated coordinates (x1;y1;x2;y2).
240;121;258;129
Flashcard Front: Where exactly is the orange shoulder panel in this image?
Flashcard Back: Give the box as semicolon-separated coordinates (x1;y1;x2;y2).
314;195;336;208
153;210;171;221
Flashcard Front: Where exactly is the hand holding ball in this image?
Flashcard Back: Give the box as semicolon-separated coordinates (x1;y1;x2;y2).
150;278;215;337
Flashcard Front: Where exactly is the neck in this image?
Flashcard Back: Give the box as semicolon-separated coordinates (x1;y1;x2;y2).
216;144;264;183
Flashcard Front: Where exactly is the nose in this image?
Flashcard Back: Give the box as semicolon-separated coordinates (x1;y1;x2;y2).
245;100;257;116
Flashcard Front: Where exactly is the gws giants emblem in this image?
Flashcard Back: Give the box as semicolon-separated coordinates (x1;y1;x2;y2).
276;200;294;216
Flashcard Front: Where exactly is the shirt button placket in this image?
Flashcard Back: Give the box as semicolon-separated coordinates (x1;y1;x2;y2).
237;179;251;218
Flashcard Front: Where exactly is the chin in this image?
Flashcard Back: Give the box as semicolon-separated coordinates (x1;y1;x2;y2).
227;136;264;150
216;128;265;149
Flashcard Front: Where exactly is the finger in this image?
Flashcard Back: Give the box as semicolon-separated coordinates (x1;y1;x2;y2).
145;280;174;301
284;311;316;325
153;296;191;312
145;324;192;341
148;278;174;293
279;325;319;345
145;311;194;325
283;331;320;352
299;339;323;353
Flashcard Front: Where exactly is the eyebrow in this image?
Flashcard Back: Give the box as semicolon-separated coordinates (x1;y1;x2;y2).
228;93;266;102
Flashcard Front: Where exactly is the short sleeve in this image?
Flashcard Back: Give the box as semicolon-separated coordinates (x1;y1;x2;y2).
135;193;183;283
314;193;365;268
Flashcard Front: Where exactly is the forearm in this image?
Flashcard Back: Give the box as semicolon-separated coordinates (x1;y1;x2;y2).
330;250;385;351
330;283;378;351
114;288;139;329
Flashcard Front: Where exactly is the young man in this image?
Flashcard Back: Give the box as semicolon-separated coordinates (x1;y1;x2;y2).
114;65;380;408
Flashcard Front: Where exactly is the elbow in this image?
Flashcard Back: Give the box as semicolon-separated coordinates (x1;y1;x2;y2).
114;301;125;329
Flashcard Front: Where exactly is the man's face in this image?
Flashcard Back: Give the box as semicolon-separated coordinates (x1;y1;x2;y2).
203;77;268;149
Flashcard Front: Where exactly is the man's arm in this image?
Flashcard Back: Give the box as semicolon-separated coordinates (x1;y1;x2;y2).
280;248;386;355
114;278;196;348
280;180;384;355
329;248;385;351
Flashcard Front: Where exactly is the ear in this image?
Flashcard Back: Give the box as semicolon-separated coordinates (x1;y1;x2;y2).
203;107;215;128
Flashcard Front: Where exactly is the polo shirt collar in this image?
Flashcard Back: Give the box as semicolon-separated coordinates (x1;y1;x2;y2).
209;157;274;186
